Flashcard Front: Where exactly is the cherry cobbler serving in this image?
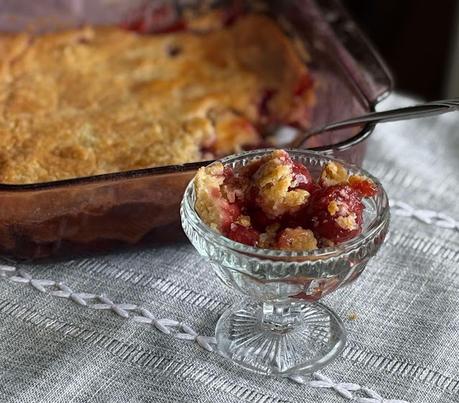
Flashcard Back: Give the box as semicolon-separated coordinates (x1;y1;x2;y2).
194;150;377;251
0;11;314;184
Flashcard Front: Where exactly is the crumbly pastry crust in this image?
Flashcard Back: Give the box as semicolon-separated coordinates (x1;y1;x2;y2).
0;14;314;184
277;227;318;251
319;161;349;187
194;162;232;232
253;150;310;218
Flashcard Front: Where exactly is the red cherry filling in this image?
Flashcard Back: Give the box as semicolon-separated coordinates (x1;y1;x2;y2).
258;89;277;119
307;185;364;243
291;161;314;192
249;208;276;231
348;175;378;197
195;151;377;251
219;202;241;234
221;0;247;27
294;74;314;97
226;223;259;246
122;4;187;34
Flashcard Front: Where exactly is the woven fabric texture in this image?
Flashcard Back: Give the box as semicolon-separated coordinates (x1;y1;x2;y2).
0;93;458;403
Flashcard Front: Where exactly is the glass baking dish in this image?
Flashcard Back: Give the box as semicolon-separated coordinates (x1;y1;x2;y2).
0;0;392;260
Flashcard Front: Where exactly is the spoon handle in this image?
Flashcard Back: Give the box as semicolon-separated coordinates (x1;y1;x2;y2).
290;98;459;148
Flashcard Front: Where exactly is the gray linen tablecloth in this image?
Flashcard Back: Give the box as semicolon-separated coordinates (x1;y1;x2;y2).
0;93;458;403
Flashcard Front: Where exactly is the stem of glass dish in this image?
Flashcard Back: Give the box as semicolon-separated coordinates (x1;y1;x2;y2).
261;300;301;333
215;299;347;375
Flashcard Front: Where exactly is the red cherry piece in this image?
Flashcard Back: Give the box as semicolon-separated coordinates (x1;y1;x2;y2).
221;0;246;26
223;165;234;181
219;203;241;234
121;4;186;34
258;89;277;118
291;291;321;302
348;175;378;197
121;17;150;33
221;168;253;208
250;208;276;231
155;20;187;34
294;74;314;97
308;185;364;243
277;207;309;229
291;161;314;192
226;223;259;246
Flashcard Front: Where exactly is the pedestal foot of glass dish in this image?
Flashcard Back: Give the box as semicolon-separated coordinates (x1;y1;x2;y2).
215;300;346;376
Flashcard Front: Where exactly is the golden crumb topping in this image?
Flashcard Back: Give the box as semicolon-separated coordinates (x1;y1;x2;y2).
254;150;309;218
320;161;349;187
194;163;226;231
0;14;314;184
327;200;339;216
277;227;318;251
258;223;281;249
235;215;251;228
335;213;358;231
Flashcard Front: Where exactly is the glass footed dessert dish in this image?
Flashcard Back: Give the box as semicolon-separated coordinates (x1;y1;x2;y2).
180;149;390;376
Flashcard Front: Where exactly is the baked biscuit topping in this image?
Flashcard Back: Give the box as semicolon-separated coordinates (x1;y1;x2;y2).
0;14;315;184
253;150;310;218
319;161;349;187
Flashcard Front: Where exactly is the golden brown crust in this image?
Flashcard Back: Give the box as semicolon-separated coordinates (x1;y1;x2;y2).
277;227;318;251
194;160;244;236
254;150;310;218
335;213;358;231
258;223;281;249
319;161;349;187
0;14;314;184
194;162;227;232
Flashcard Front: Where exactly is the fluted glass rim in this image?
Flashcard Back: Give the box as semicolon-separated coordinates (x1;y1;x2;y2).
181;148;390;261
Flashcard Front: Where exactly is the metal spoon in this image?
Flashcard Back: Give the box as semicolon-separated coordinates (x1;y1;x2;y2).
287;98;459;148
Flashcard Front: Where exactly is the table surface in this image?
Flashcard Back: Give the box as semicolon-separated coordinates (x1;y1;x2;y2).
0;94;458;403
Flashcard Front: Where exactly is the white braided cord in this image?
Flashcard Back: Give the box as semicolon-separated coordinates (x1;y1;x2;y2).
0;263;408;402
391;200;459;230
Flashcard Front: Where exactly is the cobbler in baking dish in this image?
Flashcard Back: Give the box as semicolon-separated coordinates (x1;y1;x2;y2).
0;13;314;184
194;150;377;250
